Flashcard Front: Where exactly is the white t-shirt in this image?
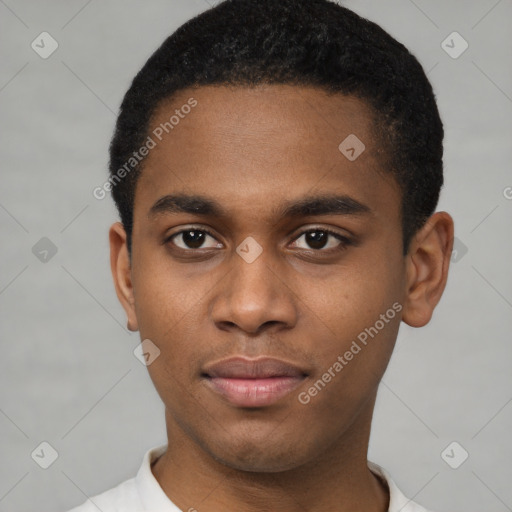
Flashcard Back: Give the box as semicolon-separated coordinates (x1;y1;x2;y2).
65;445;435;512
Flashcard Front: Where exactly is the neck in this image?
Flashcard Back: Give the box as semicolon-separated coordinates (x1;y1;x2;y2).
152;393;388;512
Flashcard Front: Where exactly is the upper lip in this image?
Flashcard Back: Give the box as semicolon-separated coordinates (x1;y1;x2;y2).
203;356;308;379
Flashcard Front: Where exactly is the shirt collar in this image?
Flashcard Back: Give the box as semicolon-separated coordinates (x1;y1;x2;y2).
135;444;181;511
136;445;426;512
368;461;427;512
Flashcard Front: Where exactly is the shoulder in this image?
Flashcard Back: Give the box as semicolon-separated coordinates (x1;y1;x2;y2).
64;476;143;512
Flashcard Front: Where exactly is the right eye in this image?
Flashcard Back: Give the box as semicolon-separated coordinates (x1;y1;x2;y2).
166;228;223;251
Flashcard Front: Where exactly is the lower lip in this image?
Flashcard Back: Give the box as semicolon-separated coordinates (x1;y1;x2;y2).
205;376;305;407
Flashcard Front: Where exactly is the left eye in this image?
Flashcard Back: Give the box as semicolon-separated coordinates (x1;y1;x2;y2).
292;229;349;251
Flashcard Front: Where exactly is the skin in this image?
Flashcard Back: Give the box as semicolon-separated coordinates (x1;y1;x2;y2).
109;85;454;512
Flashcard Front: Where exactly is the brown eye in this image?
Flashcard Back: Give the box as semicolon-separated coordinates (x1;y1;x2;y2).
292;229;350;251
168;229;221;250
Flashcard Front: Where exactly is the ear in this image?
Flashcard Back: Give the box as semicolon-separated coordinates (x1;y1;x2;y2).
109;222;138;331
402;211;454;327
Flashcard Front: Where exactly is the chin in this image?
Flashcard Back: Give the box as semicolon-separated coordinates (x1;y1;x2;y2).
214;451;304;473
205;434;312;473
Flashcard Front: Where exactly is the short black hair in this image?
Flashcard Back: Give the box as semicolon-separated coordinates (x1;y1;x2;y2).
109;0;443;255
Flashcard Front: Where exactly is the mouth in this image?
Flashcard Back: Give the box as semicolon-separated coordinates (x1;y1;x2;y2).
202;356;308;408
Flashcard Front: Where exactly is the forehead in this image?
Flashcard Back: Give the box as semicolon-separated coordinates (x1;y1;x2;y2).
135;84;399;221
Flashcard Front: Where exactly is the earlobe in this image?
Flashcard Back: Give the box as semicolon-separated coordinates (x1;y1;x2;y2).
402;212;454;328
109;222;139;332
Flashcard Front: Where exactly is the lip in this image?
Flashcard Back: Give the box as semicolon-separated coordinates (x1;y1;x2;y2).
202;357;308;408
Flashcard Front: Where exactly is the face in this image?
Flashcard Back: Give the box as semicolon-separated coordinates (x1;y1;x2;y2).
113;85;414;472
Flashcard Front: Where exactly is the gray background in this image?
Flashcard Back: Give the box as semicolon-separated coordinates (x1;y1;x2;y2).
1;0;511;511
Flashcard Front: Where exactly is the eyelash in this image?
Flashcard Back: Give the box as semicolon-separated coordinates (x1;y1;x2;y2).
164;226;352;254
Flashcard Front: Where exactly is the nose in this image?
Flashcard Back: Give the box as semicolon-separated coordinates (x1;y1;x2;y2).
210;249;298;335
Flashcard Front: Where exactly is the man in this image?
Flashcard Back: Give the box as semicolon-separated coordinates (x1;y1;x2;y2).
69;0;453;510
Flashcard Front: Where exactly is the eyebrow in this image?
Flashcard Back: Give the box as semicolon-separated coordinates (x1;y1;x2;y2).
148;193;372;220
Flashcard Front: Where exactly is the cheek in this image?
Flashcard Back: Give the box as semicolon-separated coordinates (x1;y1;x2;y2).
297;284;401;432
304;244;404;392
319;254;403;340
130;263;203;387
132;247;215;337
133;272;203;413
